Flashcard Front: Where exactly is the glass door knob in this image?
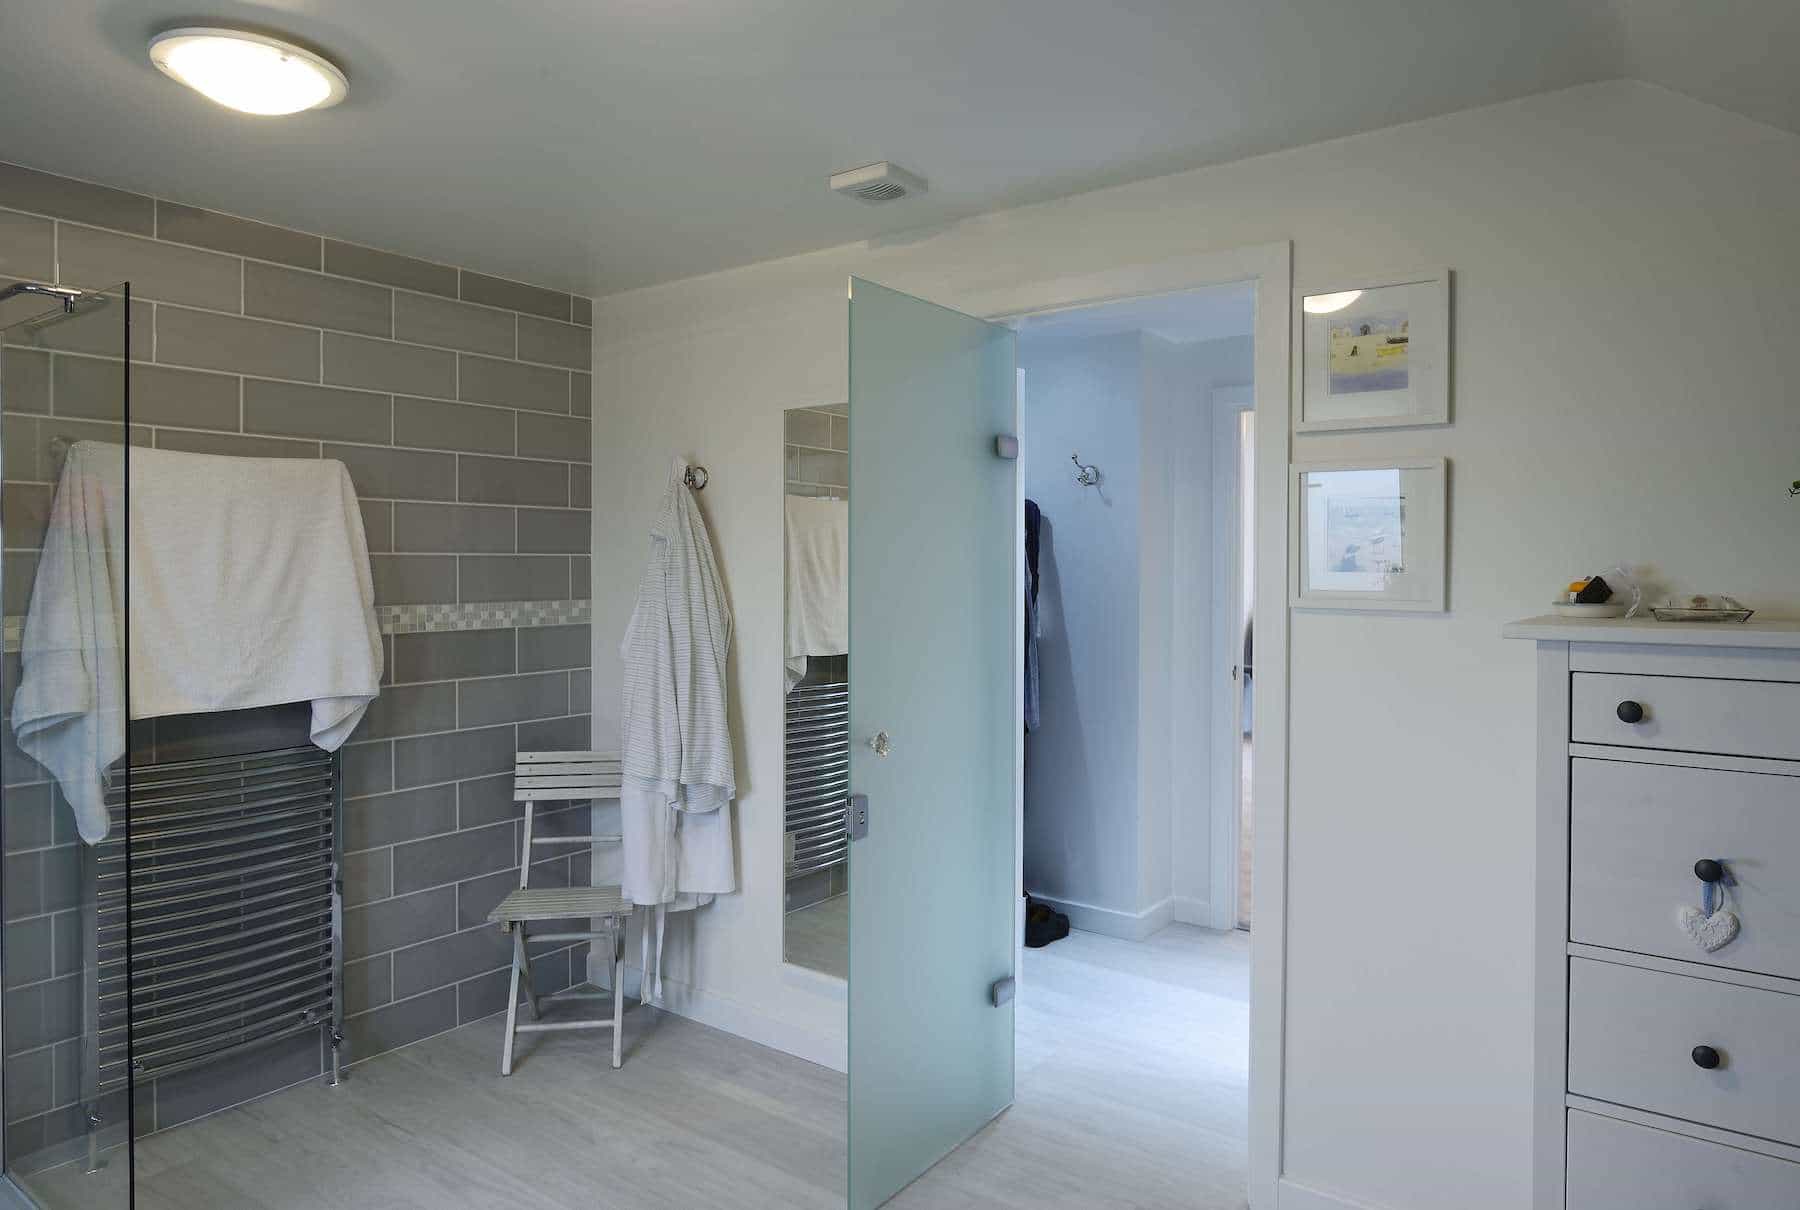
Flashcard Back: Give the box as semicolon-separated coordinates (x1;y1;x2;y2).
867;731;893;757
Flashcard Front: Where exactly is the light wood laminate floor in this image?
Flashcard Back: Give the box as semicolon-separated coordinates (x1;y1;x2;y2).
22;1002;846;1210
22;924;1248;1209
893;924;1250;1210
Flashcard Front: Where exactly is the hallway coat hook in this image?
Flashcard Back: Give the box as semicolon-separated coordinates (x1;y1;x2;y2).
684;464;709;490
1071;453;1101;488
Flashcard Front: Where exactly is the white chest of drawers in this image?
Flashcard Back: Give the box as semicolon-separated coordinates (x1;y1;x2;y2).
1506;616;1800;1209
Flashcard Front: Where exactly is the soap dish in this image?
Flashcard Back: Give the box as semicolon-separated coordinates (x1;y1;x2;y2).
1651;606;1754;624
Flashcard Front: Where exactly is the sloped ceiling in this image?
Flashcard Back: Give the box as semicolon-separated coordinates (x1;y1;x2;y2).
0;2;1790;295
1605;0;1800;136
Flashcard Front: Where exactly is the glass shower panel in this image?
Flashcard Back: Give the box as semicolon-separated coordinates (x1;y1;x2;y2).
1;283;134;1209
847;279;1017;1209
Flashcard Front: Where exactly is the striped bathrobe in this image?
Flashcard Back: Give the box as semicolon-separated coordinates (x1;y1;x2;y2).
619;459;737;998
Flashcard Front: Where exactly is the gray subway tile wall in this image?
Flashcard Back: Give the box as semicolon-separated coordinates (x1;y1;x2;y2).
56;223;243;309
156;200;323;269
244;260;393;337
323;240;458;298
0;212;54;282
0;160;596;1153
393;292;516;358
458;352;571;413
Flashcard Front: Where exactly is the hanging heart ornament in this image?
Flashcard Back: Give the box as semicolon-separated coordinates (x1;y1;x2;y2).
1677;904;1740;953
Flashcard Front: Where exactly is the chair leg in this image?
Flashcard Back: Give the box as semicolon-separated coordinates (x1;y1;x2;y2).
611;915;626;1069
518;926;540;1020
501;927;524;1076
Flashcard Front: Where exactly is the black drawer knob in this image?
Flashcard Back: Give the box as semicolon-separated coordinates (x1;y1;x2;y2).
1692;1044;1722;1070
1616;700;1646;724
1694;859;1725;884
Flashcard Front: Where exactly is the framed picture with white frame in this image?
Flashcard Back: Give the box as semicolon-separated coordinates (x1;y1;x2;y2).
1296;269;1450;431
1290;457;1447;612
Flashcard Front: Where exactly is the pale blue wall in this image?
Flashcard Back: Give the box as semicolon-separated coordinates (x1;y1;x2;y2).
1021;331;1144;915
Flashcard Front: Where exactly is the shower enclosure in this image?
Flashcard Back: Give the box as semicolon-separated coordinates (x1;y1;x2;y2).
0;280;135;1208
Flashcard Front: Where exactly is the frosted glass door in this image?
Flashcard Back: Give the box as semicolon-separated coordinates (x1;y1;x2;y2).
847;278;1016;1208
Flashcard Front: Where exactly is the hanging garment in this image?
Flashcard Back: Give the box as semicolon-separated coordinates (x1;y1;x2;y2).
1024;498;1042;733
12;443;382;843
619;458;738;1002
783;495;847;691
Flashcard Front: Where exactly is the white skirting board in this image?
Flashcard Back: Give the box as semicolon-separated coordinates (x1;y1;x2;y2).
1025;892;1214;941
1276;1177;1396;1210
589;953;848;1073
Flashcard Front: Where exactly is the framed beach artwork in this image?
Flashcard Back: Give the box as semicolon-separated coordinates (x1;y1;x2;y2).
1296;269;1450;431
1290;457;1447;612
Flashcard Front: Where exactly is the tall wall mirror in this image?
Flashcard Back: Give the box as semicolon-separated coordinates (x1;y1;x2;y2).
782;402;849;978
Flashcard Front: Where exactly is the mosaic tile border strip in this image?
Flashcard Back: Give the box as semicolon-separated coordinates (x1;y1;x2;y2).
2;599;591;653
376;598;592;635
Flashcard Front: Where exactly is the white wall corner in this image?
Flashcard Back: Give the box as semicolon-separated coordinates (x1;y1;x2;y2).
591;955;849;1073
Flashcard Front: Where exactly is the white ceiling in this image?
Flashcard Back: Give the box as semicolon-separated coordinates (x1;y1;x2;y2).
0;2;1793;296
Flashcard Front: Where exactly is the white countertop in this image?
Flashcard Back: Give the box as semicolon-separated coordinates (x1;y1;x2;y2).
1503;613;1800;650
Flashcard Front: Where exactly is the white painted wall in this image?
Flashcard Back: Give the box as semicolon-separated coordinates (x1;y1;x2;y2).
1020;332;1146;922
592;81;1800;1208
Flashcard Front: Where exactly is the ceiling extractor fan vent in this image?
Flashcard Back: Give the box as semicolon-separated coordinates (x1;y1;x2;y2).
829;162;928;205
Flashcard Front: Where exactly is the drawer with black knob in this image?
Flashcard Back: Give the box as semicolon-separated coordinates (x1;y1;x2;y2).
1568;957;1800;1147
1570;757;1800;980
1571;672;1800;760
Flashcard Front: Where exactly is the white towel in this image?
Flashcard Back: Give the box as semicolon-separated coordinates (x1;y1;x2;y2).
618;458;737;1002
10;442;126;844
783;496;848;691
11;443;383;843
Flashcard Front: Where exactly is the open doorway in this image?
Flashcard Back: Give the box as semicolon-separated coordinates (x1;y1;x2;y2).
892;283;1260;1206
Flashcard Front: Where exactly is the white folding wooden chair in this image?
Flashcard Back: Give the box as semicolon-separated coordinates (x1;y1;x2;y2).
487;751;634;1075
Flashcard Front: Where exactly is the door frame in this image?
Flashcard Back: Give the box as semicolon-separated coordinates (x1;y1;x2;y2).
953;240;1292;1210
1209;382;1255;934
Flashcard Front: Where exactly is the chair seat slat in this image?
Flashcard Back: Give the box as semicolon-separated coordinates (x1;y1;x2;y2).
489;886;634;924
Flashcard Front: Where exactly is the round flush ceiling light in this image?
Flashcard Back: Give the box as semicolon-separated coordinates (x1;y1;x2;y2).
1302;290;1363;315
149;27;347;116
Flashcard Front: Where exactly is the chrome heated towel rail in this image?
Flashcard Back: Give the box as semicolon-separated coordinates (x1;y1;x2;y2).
87;744;344;1148
784;681;850;877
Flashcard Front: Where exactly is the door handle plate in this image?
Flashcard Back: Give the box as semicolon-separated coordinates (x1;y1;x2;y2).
847;793;869;842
